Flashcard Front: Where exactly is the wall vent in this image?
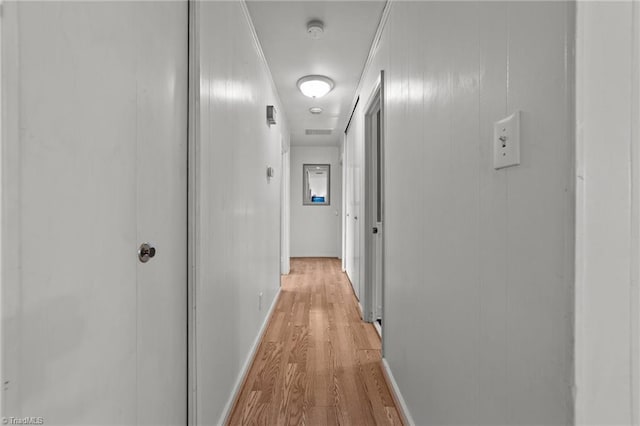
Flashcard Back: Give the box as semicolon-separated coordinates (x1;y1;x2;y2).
305;129;332;135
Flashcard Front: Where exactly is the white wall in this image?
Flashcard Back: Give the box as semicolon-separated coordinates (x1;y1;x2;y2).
575;2;640;424
349;2;575;424
290;146;342;258
195;2;289;424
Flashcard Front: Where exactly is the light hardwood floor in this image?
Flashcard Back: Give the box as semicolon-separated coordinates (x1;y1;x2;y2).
227;257;403;426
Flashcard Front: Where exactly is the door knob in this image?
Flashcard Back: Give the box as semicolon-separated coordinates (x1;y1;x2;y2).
138;243;156;263
372;227;378;234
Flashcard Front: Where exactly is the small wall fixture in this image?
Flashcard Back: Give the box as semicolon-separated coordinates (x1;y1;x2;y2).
266;105;277;125
309;107;323;115
297;75;334;98
307;20;324;39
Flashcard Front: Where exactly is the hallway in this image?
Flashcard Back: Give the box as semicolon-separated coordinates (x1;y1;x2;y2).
228;258;402;425
2;1;639;424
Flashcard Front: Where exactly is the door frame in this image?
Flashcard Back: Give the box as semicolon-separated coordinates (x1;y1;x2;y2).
574;2;640;422
0;1;21;416
280;137;290;275
187;0;199;424
362;71;385;341
341;135;348;272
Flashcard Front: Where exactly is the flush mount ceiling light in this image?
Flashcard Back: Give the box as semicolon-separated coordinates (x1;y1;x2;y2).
297;75;334;98
309;107;323;115
307;20;324;39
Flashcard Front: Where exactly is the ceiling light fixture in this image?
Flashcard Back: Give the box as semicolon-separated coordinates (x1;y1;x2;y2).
297;75;334;98
309;107;323;115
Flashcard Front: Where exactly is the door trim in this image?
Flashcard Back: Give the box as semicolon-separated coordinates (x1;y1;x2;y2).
1;2;23;415
187;0;199;424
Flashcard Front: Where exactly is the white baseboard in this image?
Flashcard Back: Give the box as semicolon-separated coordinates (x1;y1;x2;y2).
381;358;416;426
373;320;382;337
217;287;282;426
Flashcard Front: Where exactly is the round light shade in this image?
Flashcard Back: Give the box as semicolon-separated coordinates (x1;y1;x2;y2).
309;107;323;114
297;75;334;98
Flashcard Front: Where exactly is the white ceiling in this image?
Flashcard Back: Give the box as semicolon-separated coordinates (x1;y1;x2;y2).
246;1;386;147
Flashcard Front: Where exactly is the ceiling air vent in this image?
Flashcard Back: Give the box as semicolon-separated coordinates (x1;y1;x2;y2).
305;129;332;135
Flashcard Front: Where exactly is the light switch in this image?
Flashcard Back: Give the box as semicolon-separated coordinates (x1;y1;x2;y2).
493;111;520;169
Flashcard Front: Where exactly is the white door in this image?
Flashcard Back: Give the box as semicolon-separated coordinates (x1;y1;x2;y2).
345;137;355;295
345;112;361;301
2;2;188;424
354;160;363;301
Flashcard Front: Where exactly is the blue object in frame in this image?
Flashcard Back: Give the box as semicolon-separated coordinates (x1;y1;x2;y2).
311;196;325;203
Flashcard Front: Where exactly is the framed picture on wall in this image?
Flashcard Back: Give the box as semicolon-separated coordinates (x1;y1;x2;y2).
303;164;330;206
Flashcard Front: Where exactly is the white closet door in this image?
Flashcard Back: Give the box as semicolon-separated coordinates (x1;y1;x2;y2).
2;2;188;424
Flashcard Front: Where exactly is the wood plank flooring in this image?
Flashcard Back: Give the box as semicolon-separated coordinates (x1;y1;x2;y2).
227;257;403;426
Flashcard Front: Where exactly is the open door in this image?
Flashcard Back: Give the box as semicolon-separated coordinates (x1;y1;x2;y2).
364;71;385;337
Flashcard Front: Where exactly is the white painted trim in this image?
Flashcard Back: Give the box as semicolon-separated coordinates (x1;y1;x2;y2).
631;2;640;423
280;147;291;275
217;287;282;426
187;0;200;425
575;3;639;423
346;0;392;126
373;320;381;338
574;3;586;421
1;1;21;416
341;135;347;272
381;358;415;426
0;0;4;418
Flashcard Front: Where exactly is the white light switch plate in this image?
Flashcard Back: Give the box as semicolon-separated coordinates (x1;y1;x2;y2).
493;111;520;169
